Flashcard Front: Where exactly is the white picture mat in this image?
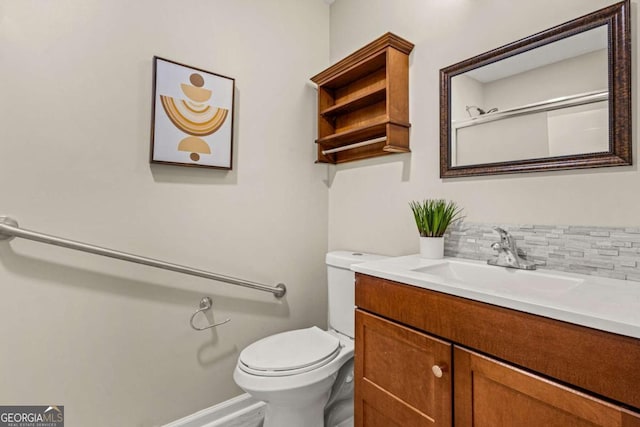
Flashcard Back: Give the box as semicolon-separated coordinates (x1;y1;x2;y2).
152;58;234;168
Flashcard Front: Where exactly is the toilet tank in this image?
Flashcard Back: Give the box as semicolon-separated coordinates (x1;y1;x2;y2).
326;251;388;338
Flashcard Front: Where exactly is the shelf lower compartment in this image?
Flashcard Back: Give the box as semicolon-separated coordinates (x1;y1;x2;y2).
316;119;409;148
316;121;410;164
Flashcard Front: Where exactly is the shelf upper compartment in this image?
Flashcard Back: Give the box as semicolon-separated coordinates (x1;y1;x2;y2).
310;33;414;87
320;86;387;117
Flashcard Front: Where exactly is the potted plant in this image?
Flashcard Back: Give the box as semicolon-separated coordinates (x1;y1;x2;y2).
409;199;463;259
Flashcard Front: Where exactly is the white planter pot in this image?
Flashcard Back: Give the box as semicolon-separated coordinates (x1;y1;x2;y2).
419;236;444;259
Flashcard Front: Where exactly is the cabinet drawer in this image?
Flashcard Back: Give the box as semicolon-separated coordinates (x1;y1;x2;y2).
454;347;640;427
355;309;452;427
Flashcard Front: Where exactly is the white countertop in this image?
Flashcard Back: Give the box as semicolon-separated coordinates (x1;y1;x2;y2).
352;255;640;340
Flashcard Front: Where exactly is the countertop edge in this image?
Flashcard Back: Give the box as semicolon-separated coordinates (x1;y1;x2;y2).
352;255;640;340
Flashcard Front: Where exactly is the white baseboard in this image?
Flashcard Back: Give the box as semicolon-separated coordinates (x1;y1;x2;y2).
162;393;265;427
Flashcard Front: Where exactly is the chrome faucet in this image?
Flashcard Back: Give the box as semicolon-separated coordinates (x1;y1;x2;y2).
487;227;536;270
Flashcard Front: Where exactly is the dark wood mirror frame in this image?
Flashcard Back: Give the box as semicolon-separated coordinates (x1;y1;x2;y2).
440;0;631;178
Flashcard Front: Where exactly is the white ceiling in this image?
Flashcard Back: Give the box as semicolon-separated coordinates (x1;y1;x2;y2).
464;25;608;83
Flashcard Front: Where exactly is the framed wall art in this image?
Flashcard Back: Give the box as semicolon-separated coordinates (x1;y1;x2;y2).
150;56;235;169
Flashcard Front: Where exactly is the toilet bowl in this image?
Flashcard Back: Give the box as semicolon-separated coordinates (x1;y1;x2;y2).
233;251;387;427
234;327;353;427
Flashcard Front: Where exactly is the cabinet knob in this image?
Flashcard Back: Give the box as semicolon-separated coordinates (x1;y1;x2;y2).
432;364;447;378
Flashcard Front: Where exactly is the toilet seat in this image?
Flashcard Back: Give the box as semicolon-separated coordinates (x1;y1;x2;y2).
239;326;341;377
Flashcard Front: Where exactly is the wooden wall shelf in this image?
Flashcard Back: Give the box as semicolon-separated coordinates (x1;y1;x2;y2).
310;32;414;164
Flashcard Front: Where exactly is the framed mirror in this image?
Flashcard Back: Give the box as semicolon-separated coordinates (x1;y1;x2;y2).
440;0;630;178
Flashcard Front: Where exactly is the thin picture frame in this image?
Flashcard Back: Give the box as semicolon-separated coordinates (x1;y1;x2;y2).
150;56;235;169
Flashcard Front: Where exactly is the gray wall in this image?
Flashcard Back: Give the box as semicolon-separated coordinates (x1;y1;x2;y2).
0;0;330;425
327;0;638;255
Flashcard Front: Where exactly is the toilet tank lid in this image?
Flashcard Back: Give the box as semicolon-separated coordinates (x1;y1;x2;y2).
326;251;388;269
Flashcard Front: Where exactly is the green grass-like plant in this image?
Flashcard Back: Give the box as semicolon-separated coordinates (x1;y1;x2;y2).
409;199;463;238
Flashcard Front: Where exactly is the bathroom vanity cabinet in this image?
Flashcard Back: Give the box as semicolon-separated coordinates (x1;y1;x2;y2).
310;32;413;164
354;273;640;427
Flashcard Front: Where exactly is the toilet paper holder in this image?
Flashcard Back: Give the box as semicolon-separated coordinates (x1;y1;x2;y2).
190;297;231;331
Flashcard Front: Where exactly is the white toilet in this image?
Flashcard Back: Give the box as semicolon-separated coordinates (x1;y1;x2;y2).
233;251;386;427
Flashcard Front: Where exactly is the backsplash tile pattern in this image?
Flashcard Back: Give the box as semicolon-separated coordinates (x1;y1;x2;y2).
444;222;640;282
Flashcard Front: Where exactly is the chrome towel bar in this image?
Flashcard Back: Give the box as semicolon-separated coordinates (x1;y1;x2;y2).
0;216;286;298
321;136;387;155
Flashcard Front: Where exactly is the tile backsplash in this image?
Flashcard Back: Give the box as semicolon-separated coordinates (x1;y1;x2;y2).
444;222;640;282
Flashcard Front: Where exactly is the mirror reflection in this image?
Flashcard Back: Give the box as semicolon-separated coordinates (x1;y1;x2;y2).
450;25;608;167
440;0;631;178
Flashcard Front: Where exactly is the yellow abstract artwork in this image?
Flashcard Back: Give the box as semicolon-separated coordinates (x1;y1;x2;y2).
151;57;235;169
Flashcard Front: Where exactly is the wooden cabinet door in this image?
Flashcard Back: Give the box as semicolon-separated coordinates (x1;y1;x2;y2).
454;346;640;427
354;309;452;427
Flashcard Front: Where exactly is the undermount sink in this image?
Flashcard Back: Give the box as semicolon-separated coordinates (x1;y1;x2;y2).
412;260;583;297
